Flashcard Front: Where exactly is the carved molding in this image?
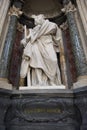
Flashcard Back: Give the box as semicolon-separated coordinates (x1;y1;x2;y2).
62;1;76;14
9;6;23;17
5;97;81;125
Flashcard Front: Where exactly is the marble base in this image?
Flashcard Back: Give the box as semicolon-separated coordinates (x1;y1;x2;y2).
1;87;87;130
19;85;66;90
73;78;87;89
5;88;80;130
0;80;12;90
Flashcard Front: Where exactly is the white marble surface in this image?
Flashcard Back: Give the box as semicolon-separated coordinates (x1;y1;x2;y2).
20;15;62;87
73;79;87;89
20;85;66;90
0;81;12;90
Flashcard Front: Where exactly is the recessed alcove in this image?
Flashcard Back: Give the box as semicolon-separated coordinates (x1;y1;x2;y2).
7;0;78;89
18;0;69;88
23;0;63;18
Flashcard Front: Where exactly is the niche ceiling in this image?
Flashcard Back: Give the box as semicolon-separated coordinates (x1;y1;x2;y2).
23;0;62;18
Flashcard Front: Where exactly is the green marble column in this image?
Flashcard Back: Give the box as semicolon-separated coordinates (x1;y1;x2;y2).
0;1;23;81
63;0;87;78
0;15;17;78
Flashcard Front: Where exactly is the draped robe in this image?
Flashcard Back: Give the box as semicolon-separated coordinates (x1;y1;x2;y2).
20;20;62;86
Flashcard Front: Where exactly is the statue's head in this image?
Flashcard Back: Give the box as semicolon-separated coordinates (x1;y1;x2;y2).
31;14;45;25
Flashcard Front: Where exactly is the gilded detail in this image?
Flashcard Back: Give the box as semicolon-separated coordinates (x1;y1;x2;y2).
24;108;62;114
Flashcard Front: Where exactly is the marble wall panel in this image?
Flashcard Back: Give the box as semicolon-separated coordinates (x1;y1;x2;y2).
0;0;10;58
76;0;87;60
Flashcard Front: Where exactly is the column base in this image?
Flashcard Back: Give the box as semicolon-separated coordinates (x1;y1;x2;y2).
73;76;87;89
0;78;12;90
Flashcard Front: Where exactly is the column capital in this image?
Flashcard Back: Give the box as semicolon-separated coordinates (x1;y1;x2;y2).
62;1;76;14
17;22;24;32
9;5;23;17
60;21;68;31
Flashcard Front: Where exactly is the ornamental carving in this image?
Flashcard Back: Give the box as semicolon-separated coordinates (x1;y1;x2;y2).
62;1;76;14
22;0;62;18
9;6;23;17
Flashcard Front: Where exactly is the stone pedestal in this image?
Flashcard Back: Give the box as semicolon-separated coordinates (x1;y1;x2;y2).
1;87;87;130
0;89;11;130
5;89;81;130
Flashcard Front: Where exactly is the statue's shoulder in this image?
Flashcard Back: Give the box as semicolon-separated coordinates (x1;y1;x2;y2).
45;19;55;26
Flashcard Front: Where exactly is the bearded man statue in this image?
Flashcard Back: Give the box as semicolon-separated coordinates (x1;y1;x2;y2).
20;14;62;86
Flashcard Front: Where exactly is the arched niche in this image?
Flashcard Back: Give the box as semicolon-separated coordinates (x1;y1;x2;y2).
23;0;63;18
9;0;77;89
19;0;66;28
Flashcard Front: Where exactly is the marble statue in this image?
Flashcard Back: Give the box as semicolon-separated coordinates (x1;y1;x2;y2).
20;14;62;86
